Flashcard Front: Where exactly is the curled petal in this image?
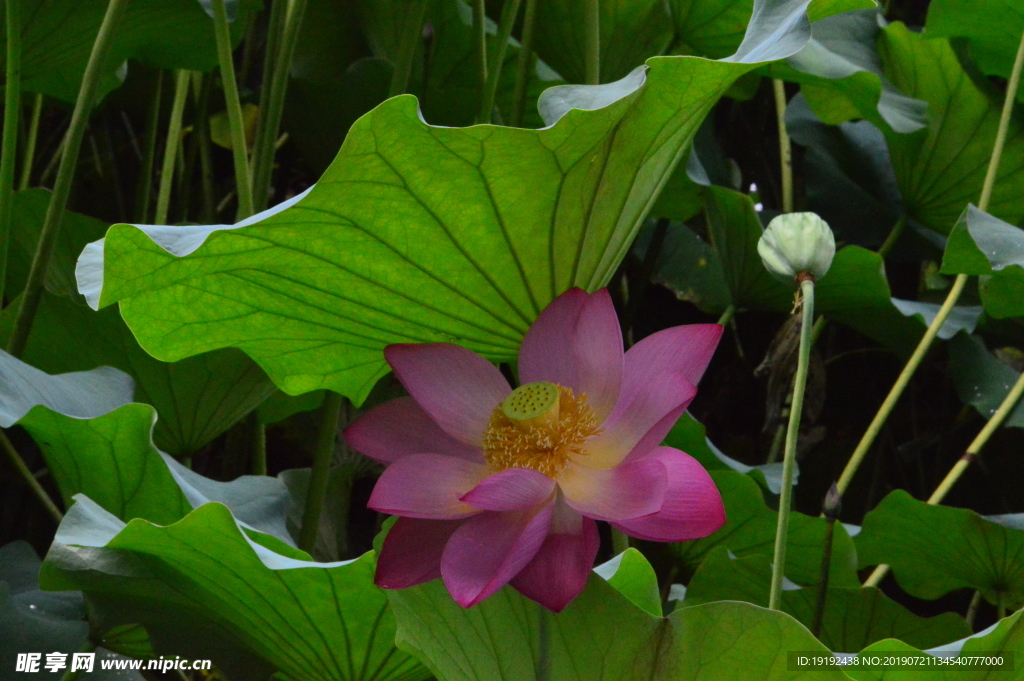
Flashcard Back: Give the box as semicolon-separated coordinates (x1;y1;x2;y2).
385;343;510;447
441;504;554;608
612;447;725;542
518;288;622;422
376;517;463;589
461;468;556;511
368;454;487;519
511;500;599;612
344;397;483;463
557;457;666;521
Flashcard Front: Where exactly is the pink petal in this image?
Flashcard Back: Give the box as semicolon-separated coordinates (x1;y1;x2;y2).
344;397;484;463
612;447;725;542
510;500;599;612
518;288;622;422
625;324;723;386
584;377;697;468
461;468;556;511
556;456;667;521
441;503;554;608
385;343;511;447
375;517;463;589
368;454;487;519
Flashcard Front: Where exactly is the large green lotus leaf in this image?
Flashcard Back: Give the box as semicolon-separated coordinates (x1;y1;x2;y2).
674;470;860;588
856;490;1024;611
388;548;849;681
532;0;673;84
5;189;109;300
3;190;276;456
0;291;276;457
926;0;1024;80
940;205;1024;319
2;0;261;103
847;609;1024;681
40;497;430;681
879;22;1024;235
681;546;971;652
77;0;827;405
701;186;925;355
765;9;927;135
670;0;876;59
949;333;1024;429
0;541;147;680
663;411;791;493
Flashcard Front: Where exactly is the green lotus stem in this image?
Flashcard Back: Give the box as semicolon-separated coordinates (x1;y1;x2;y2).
299;391;343;553
1;429;63;524
997;591;1007;620
611;528;630;555
250;0;284;207
0;0;22;307
965;590;982;629
57;641;95;681
510;0;538;127
877;216;906;259
716;304;735;327
768;276;814;611
835;273;968;498
477;0;522;123
863;365;1024;587
248;410;267;476
838;25;1024;501
472;0;488;105
18;93;42;191
811;483;840;638
6;0;129;357
154;70;190;225
387;0;428;98
250;0;308;212
772;79;793;213
134;71;163;222
194;74;216;223
978;26;1024;211
211;0;255;220
583;0;600;84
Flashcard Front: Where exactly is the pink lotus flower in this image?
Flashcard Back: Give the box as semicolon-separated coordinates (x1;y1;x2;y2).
344;288;725;612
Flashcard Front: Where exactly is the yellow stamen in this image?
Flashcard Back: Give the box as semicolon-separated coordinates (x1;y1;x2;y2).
483;383;600;477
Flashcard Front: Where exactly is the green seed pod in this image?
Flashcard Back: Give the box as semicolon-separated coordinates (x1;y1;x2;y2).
757;212;835;285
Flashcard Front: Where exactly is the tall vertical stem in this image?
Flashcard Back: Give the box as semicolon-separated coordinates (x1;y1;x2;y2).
510;0;538;127
6;0;130;357
134;71;163;222
478;0;522;123
472;0;488;109
154;70;190;226
583;0;600;84
211;0;254;220
773;79;793;213
299;391;343;553
18;93;41;191
0;0;22;307
837;24;1024;498
768;277;815;610
250;0;309;212
387;0;428;98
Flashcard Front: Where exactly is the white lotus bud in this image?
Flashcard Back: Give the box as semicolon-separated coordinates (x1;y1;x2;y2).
758;212;835;284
